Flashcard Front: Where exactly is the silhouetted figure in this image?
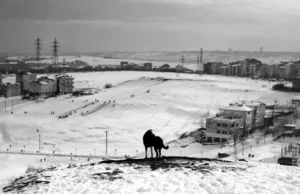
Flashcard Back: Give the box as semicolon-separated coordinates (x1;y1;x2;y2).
143;129;169;158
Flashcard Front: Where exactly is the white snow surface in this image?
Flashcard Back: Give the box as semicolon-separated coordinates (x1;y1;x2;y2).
2;159;300;194
1;72;300;193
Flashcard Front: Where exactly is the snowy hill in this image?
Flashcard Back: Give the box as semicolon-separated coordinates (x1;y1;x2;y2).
1;72;300;192
2;157;300;194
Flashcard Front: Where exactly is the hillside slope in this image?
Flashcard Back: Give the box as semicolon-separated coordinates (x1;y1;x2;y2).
2;157;300;194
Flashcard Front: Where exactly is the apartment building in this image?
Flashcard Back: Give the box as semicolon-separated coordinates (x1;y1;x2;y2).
219;104;254;136
56;74;74;94
206;115;244;143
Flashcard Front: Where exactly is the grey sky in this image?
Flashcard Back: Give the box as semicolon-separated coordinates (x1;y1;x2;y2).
0;0;300;53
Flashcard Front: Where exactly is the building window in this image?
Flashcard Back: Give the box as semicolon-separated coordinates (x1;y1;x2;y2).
248;111;250;114
222;123;227;127
207;137;212;143
217;123;221;127
222;131;227;135
217;130;220;134
236;123;239;127
231;124;235;127
214;137;220;142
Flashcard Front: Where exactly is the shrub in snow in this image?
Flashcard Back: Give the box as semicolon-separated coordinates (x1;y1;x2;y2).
25;165;44;173
179;129;206;142
104;83;113;89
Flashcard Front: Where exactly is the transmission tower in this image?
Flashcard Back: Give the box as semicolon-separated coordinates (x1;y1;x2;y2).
52;37;59;65
196;48;203;73
180;54;185;66
34;37;42;66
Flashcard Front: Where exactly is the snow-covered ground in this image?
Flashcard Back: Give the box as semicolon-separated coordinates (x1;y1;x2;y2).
1;72;300;193
2;157;300;194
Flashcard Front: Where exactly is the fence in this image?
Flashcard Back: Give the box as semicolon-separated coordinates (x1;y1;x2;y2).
82;102;111;116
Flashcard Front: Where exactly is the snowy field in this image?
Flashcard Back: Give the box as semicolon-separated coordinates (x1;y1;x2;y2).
1;72;300;193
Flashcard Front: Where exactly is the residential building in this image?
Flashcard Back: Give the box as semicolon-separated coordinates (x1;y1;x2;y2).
0;74;2;85
204;62;224;74
230;101;266;130
120;61;129;68
240;61;248;76
28;76;57;98
0;62;34;71
227;59;263;77
16;72;37;91
219;104;254;136
292;77;300;91
28;81;45;99
230;64;241;76
175;65;184;72
38;76;57;95
56;74;74;94
278;62;292;79
292;96;300;104
206;115;244;143
221;65;230;75
0;83;21;97
143;62;153;71
244;101;265;129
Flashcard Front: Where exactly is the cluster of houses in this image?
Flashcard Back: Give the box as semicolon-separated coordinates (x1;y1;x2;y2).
95;62;194;73
0;72;74;99
204;58;300;80
205;101;266;143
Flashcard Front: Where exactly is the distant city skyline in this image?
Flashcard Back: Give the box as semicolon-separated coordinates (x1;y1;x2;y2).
1;0;300;53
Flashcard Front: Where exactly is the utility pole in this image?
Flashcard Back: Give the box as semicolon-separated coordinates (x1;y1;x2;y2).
11;99;13;110
52;37;59;65
34;37;42;67
39;134;41;153
105;130;109;155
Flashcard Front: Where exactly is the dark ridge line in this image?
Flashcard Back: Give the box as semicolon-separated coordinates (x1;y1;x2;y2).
98;156;233;165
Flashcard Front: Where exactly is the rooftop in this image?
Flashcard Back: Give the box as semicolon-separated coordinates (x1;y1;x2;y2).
208;116;243;121
292;96;300;101
220;105;253;112
39;81;49;85
283;124;297;128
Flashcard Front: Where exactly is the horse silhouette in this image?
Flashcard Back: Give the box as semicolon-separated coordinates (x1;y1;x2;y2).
143;130;169;158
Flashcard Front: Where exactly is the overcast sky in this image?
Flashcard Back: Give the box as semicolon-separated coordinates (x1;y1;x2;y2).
0;0;300;53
